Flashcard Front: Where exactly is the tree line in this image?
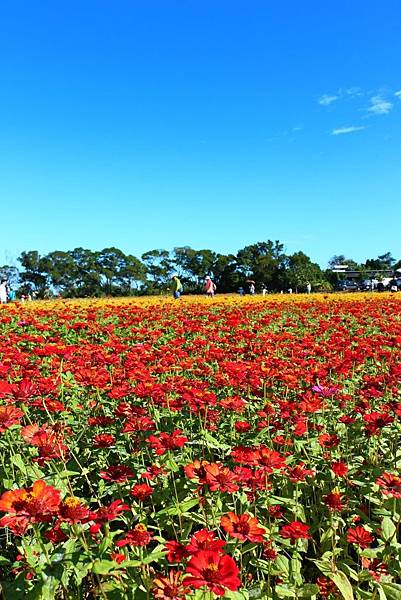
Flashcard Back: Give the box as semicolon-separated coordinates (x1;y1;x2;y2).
0;244;399;298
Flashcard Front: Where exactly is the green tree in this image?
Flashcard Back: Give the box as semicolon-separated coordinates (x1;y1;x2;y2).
141;249;174;292
236;240;287;290
285;252;325;292
68;248;102;296
365;252;395;271
117;254;147;295
0;265;19;288
18;251;49;295
212;254;240;292
173;247;216;291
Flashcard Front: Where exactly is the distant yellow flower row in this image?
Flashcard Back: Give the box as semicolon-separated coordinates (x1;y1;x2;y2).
2;292;401;312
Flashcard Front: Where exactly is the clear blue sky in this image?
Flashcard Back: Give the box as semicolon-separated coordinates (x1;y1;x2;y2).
1;0;400;268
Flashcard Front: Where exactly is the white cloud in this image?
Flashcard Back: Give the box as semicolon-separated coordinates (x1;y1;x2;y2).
345;87;363;97
318;94;339;106
331;125;366;136
395;90;401;99
368;95;393;115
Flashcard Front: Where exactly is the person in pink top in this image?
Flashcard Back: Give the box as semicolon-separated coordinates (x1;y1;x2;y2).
204;276;216;297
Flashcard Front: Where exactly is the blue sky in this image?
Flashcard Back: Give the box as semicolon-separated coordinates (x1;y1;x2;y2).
1;0;400;268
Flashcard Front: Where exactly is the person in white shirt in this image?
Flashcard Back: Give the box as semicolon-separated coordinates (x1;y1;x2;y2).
0;280;8;304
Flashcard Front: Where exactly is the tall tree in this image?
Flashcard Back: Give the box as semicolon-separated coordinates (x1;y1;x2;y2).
117;254;147;294
18;251;49;294
285;252;324;292
173;247;216;290
141;249;174;291
236;240;286;290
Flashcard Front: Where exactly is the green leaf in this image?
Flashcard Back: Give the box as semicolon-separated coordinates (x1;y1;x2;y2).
274;554;290;576
92;559;119;575
157;497;199;516
314;561;354;600
381;517;396;542
275;584;297;598
380;583;401;599
298;584;320;598
225;591;249;600
11;454;26;474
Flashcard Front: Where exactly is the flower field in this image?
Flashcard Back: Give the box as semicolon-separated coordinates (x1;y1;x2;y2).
1;294;401;599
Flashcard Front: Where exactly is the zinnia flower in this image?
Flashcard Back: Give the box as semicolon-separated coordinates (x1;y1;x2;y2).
220;512;266;543
323;491;345;512
280;521;310;544
186;529;226;554
116;523;153;547
185;550;241;596
0;480;61;523
131;483;153;501
99;465;135;483
346;526;374;549
376;472;401;498
204;463;239;493
152;570;190;599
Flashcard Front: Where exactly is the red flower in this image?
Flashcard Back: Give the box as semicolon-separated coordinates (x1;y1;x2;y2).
230;446;258;465
20;424;69;464
235;421;251;433
184;460;209;484
164;540;191;563
317;576;338;598
331;461;348;477
204;463;239;493
59;497;92;524
152;570;191;599
376;472;401;498
147;430;188;455
268;505;284;519
93;434;115;447
361;558;388;582
141;465;166;480
363;412;394;436
186;529;226;554
280;521;310;544
131;483;153;501
262;541;278;560
318;434;340;449
286;463;315;483
220;512;266;543
94;499;130;523
116;523;153;547
99;465;135;483
0;405;24;432
256;447;286;472
323;491;345;512
0;480;61;523
346;526;374;549
185;550;241;596
45;523;68;544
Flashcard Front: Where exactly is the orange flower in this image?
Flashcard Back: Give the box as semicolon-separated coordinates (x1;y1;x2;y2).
152;570;190;599
0;480;61;523
204;463;239;493
220;512;266;543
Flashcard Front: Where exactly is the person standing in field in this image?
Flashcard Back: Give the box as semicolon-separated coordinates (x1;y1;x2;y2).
171;275;183;299
204;276;216;297
306;282;312;294
0;280;8;304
